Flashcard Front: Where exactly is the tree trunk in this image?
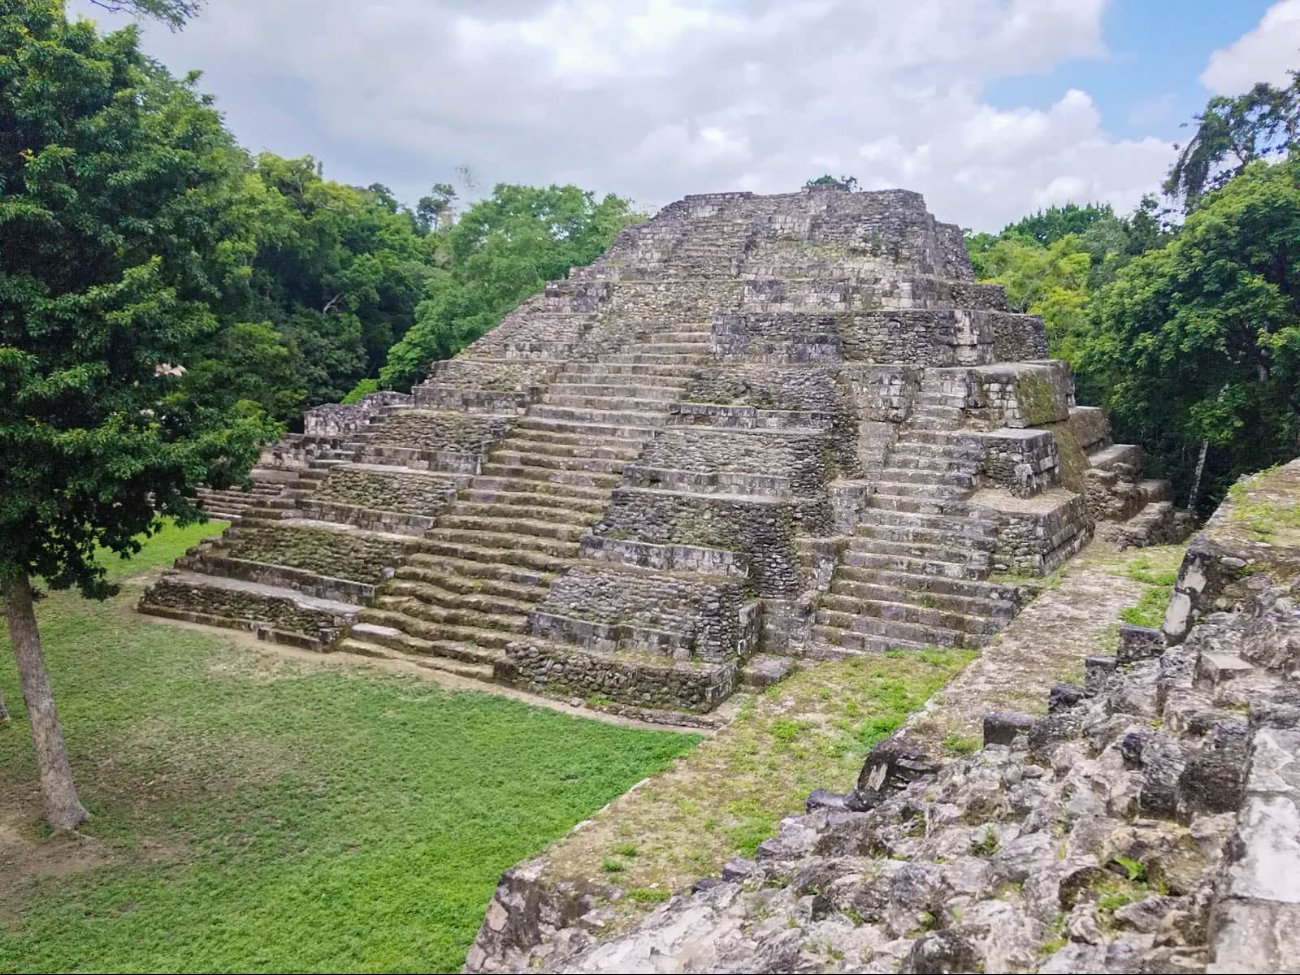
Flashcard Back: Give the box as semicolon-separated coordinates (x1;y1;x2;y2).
1188;439;1210;513
0;685;9;723
2;572;89;830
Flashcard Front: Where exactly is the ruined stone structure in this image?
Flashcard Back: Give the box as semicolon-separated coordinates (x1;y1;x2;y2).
140;188;1180;716
466;460;1300;974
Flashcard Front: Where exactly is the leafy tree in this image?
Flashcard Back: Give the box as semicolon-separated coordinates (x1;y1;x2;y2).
416;182;458;234
1165;79;1300;210
1084;158;1300;510
381;185;639;389
998;202;1117;246
182;153;434;419
85;0;201;28
1;1;269;827
805;174;858;191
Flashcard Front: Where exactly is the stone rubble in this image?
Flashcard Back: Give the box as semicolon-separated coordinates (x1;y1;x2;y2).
466;464;1300;973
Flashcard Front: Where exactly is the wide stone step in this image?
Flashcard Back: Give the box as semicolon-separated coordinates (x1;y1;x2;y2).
546;383;682;402
907;416;963;432
637;330;714;343
357;608;520;651
558;363;693;381
601;353;709;366
886;452;969;473
856;506;996;538
373;595;530;634
451;499;599;525
816;594;1003;635
630;342;712;355
399;555;553;590
486;438;641;463
878;468;973;488
824;580;1015;618
488;450;629;475
421;527;579;557
815;608;975;647
343;623;504;667
871;480;969;501
833;565;1020;603
411;538;570;573
516;416;662;440
436;513;588;542
848;535;988;565
385;579;541;617
854;521;995;550
540;393;675;413
1088;443;1143;471
477;462;621;489
466;476;614;503
811;623;930;654
336;636;497;681
842;550;984;580
864;494;964;516
528;405;668;427
897;430;963;446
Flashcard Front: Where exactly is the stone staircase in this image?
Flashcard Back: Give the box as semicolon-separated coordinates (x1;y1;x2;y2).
338;324;719;676
814;370;1020;653
142;187;1190;717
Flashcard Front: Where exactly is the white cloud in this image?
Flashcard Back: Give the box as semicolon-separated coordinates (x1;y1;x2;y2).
1201;0;1300;94
70;0;1172;230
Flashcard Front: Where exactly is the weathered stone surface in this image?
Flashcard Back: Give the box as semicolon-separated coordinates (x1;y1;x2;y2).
465;483;1300;974
145;186;1184;717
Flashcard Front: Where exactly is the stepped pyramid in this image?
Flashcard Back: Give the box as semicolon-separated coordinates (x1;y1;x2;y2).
140;188;1188;718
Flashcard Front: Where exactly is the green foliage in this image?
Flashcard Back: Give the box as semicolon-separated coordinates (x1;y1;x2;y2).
341;378;380;404
1083;158;1300;511
380;185;639;390
1165;78;1300;209
0;2;273;598
83;0;203;28
1111;855;1148;884
805;174;859;191
0;538;695;971
627;887;670;904
943;732;981;756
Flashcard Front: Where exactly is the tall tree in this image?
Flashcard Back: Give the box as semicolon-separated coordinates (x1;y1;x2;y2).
1084;158;1300;510
1165;79;1300;210
1;2;268;827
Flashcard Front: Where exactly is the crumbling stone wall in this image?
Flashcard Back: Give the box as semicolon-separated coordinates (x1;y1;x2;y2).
470;468;1300;974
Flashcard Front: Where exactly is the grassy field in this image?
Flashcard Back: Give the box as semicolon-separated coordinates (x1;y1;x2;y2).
0;522;698;973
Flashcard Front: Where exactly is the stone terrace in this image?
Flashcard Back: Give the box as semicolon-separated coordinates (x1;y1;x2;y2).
139;187;1186;717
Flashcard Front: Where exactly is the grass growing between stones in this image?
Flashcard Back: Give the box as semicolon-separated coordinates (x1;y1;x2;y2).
1114;546;1186;628
541;648;974;920
0;524;697;974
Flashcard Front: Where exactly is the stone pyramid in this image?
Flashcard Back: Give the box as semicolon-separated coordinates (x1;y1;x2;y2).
140;188;1186;720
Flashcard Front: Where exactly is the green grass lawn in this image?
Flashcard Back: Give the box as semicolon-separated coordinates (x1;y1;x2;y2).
0;522;698;973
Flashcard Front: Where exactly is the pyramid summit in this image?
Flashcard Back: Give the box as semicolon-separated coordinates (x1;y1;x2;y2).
139;187;1186;720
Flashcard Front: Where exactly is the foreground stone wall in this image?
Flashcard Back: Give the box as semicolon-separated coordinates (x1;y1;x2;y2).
467;461;1300;973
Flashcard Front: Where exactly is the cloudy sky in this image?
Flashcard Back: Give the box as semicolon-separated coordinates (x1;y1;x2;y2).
73;0;1300;230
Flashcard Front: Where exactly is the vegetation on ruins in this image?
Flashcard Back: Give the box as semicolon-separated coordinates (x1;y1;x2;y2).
0;523;695;972
805;174;860;191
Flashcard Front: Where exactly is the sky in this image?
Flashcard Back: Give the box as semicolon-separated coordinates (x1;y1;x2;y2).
71;0;1300;231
